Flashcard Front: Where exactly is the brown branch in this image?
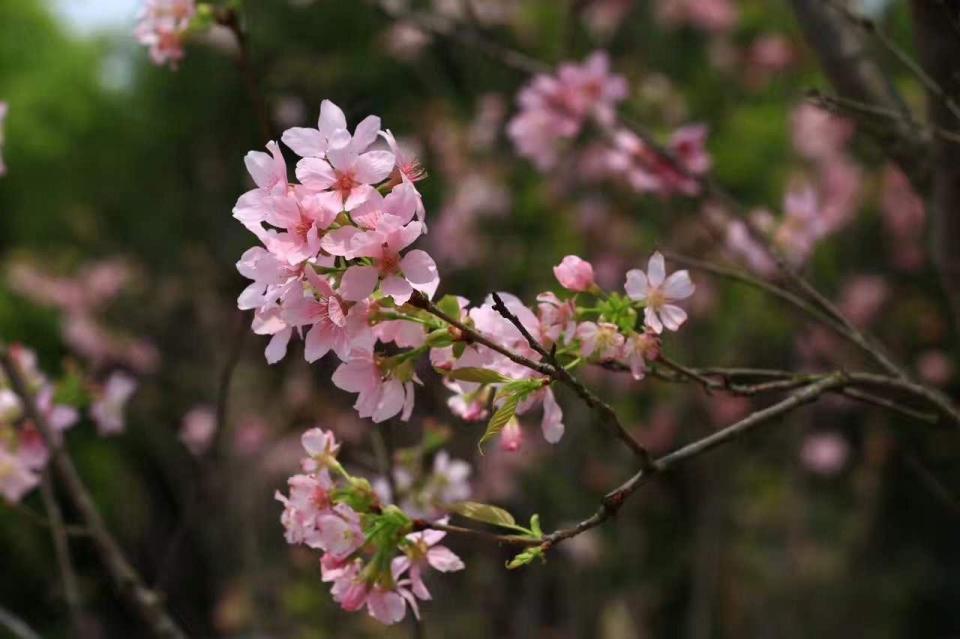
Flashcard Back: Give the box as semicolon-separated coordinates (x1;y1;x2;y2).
38;472;83;633
423;375;846;549
910;0;960;338
787;0;930;189
0;347;187;639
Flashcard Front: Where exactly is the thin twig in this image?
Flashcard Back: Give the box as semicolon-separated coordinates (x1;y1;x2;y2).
0;605;41;639
38;472;83;633
829;0;960;124
0;347;187;639
415;375;846;549
217;8;274;142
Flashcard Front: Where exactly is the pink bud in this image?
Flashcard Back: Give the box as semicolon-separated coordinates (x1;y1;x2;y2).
553;255;596;292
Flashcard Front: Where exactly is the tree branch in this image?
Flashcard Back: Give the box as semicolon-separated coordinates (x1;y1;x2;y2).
0;347;187;639
787;0;930;189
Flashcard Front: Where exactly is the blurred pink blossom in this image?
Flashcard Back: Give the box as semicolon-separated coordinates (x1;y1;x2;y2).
838;275;889;329
881;165;926;271
917;350;954;386
135;0;196;69
180;405;217;456
656;0;738;33
800;432;849;475
791;104;855;162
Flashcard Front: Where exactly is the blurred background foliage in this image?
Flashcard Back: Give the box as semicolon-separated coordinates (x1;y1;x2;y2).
1;0;959;637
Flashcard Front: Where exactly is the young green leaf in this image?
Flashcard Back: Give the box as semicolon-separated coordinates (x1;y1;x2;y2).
446;367;511;384
446;501;517;529
506;546;545;570
478;393;520;449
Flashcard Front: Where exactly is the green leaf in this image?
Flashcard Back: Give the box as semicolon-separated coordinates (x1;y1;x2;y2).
452;341;466;358
446;367;511;384
447;501;517;529
529;514;542;539
436;294;462;319
506;546;545;570
425;329;454;348
478;394;520;449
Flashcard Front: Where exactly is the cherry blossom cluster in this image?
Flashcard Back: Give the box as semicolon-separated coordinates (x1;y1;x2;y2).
725;104;862;273
506;51;627;171
0;345;138;503
276;428;465;625
506;51;712;197
426;252;693;450
135;0;197;68
233;99;696;450
8;258;160;374
234;100;439;422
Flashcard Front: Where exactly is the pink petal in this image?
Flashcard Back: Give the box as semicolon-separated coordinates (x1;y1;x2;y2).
624;269;649;301
320;226;362;258
351;115;382;152
281;127;326;157
540;387;564;444
318;99;347;136
367;589;406;625
400;250;439;299
295;158;335;189
332;359;378;394
381;275;414;305
427;546;465;572
354;150;396;184
304;324;335;362
265;328;292;364
339;265;380;301
373;379;405;423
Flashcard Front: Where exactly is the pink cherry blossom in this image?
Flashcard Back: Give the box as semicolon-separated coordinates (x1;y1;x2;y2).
135;0;196;69
393;524;465;602
0;444;39;504
577;321;625;360
507;51;628;170
325;218;438;305
618;330;661;380
276;472;334;545
283;272;374;362
312;504;365;558
332;353;415;423
366;585;407;624
625;251;695;333
296;133;395;211
281;99;351;159
90;371;138;436
537;292;577;347
553;255;596;292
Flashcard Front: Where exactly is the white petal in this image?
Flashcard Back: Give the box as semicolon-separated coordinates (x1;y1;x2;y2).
662;270;695;300
659;304;688;331
624;269;649;301
644;306;663;334
647;251;665;287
